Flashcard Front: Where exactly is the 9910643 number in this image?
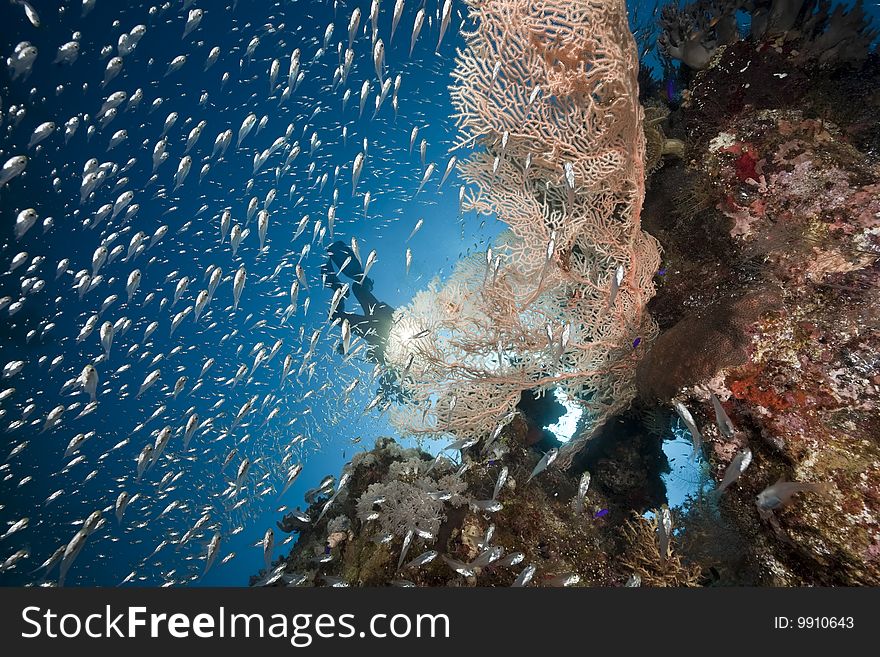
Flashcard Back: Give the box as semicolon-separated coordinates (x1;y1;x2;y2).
797;617;854;629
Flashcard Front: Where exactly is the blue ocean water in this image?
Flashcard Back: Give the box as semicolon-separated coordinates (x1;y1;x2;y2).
0;0;497;587
661;419;713;510
1;0;877;587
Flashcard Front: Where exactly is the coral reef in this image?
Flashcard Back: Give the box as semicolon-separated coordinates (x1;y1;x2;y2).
263;434;690;587
252;0;880;590
639;29;880;584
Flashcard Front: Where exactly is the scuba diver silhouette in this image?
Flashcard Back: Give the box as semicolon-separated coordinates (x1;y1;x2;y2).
321;240;396;364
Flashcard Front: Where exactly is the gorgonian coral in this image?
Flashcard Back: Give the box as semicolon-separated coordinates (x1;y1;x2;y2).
356;456;467;539
384;0;661;466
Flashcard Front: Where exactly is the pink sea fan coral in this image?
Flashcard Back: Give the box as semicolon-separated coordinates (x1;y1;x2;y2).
384;0;661;467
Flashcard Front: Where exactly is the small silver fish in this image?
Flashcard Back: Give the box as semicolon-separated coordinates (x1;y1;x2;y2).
388;0;404;43
0;548;29;574
492;466;508;500
716;447;752;495
545;572;580;587
59;510;101;586
1;517;29;541
111;492;129;524
405;218;424;243
277;463;303;500
32;546;65;576
403;549;437;570
204;532;221;575
444;436;478;452
410;8;424;56
470;499;502;512
495;552;524;568
14;1;41;28
233;458;250;496
512;564;536;587
756;479;833;518
527;448;558;483
437;0;452;51
657;504;672;560
1;155;28;189
608;264;625;308
262;528;274;570
441;555;474;577
710;393;736;438
673;400;703;460
470;546;503;568
573;471;591;514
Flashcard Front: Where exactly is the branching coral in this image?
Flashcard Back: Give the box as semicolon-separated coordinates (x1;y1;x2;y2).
385;0;661;467
356;455;467;540
659;0;878;69
358;479;446;538
659;0;741;70
799;1;880;64
619;511;703;586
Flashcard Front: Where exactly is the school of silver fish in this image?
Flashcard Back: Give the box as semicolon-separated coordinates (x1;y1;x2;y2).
0;0;485;587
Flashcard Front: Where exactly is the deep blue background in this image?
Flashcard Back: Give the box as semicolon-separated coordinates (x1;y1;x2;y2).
0;0;496;587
